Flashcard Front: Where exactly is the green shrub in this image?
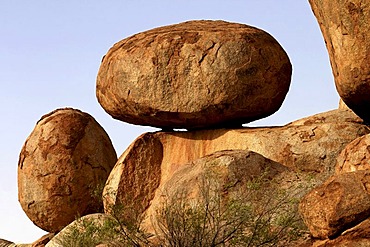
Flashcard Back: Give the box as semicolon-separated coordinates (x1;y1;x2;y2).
153;172;307;247
55;171;309;247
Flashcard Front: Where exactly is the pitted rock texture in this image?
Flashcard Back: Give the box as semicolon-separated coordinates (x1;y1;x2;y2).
299;170;370;239
103;109;369;225
309;0;370;122
18;108;117;233
336;134;370;173
96;20;292;129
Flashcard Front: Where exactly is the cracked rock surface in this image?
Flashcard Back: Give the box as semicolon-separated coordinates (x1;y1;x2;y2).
299;170;370;239
96;20;291;129
18;108;117;233
309;0;370;122
103;109;369;226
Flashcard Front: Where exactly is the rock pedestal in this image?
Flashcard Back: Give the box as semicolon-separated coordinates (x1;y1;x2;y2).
103;109;369;226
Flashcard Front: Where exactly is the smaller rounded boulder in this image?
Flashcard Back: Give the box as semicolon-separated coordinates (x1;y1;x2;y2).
97;20;292;129
18;108;117;233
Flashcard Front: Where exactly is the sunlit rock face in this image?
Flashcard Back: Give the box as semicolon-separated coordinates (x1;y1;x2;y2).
18;108;117;233
102;109;369;228
96;20;292;129
309;0;370;122
299;170;370;239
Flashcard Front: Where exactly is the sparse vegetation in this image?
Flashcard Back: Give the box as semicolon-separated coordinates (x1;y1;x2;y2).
153;171;307;247
54;171;309;247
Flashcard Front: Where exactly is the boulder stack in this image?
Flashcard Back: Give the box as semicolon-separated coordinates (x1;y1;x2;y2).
13;11;370;246
96;20;292;129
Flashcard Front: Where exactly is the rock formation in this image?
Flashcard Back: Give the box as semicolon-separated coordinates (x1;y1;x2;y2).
309;0;370;122
11;9;370;246
336;134;370;173
143;150;290;232
31;233;54;247
299;170;370;239
18;108;117;233
313;218;370;246
103;109;369;226
96;20;292;129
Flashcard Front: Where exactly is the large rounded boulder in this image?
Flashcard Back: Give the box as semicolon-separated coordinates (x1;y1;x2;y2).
97;20;292;129
309;0;370;122
18;108;117;233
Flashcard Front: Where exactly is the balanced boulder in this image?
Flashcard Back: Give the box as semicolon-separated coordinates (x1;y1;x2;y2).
309;0;370;122
18;108;117;233
96;20;291;129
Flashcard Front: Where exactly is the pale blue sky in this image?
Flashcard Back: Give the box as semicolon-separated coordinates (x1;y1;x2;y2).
0;1;338;243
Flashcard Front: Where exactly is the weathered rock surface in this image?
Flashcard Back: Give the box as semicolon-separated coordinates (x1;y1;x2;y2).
309;0;370;122
96;20;292;129
336;134;370;174
299;170;370;239
18;108;117;233
313;218;370;247
31;233;55;247
144;150;290;232
103;109;369;225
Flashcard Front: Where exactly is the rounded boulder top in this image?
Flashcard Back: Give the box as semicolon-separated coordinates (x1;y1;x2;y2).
97;20;292;129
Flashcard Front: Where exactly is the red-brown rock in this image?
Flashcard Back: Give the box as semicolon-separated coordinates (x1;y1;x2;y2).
313;218;370;247
309;0;370;122
143;150;290;233
103;109;369;226
299;171;370;239
336;134;370;174
96;20;291;129
18;108;117;233
31;233;55;247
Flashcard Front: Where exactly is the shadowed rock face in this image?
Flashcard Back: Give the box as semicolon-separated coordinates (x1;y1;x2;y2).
309;0;370;122
102;109;369;225
313;218;370;247
96;20;291;129
18;108;117;233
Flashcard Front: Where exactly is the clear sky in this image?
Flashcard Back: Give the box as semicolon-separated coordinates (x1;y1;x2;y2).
0;0;339;243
